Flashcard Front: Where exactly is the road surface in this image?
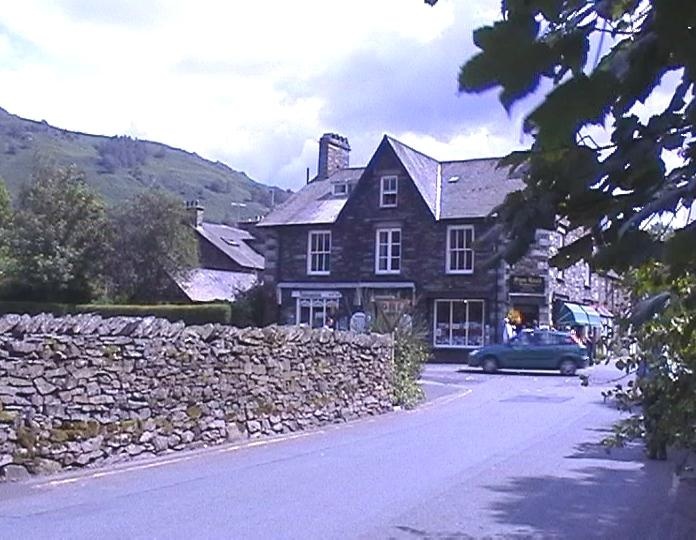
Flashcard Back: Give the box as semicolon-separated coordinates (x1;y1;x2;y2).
1;363;694;539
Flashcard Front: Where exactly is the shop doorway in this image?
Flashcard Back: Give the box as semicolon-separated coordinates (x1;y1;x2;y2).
510;303;540;329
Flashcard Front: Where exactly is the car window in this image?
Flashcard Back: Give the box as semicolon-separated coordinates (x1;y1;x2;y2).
537;332;555;345
514;332;540;346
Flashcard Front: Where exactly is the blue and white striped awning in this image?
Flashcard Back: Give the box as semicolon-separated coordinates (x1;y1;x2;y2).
557;302;602;327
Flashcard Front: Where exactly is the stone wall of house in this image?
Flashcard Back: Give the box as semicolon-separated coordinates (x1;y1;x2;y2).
0;314;393;481
548;228;628;315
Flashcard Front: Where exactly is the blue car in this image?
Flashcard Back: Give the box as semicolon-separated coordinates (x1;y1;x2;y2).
468;330;590;375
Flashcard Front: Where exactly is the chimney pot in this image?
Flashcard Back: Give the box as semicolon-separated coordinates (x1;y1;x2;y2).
317;133;350;180
186;200;204;227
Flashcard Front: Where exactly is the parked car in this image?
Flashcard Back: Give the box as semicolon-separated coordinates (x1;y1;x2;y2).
467;330;590;375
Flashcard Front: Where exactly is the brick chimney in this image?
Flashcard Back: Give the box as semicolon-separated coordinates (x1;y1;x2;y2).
186;200;204;227
317;133;350;181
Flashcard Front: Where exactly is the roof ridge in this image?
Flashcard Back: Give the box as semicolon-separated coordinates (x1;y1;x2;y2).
441;156;506;164
384;135;440;163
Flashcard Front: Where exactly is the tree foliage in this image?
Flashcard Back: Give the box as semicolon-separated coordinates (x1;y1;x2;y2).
427;0;696;275
96;135;148;174
107;189;198;302
5;166;110;302
0;177;13;278
426;0;696;453
602;263;696;454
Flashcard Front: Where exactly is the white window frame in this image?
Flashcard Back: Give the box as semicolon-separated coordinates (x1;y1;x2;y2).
584;262;591;288
375;227;401;275
295;297;339;328
380;175;398;208
307;230;331;276
556;228;566;280
446;225;475;274
333;183;348;196
433;299;485;349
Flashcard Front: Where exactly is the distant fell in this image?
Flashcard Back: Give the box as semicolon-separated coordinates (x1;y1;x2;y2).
0;106;290;222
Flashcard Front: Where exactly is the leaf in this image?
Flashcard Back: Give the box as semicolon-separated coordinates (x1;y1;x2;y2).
550;233;592;269
524;71;616;145
629;292;672;327
461;17;554;111
664;222;696;276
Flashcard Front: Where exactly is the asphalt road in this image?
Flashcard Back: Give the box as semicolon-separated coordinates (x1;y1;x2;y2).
1;363;695;539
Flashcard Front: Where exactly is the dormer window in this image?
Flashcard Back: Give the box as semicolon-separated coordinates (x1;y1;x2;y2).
380;175;398;208
333;183;348;196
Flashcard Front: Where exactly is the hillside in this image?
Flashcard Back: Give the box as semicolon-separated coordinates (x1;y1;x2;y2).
0;107;291;222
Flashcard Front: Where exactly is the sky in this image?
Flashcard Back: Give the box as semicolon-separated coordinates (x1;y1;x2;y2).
0;0;536;190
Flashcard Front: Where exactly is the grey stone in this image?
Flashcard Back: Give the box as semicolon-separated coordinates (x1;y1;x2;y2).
2;464;30;482
34;378;57;395
0;454;12;468
153;436;169;452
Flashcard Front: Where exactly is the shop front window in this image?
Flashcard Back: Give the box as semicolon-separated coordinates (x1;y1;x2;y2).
434;299;485;348
295;295;339;328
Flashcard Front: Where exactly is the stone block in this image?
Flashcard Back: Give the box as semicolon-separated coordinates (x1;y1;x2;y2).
2;464;29;482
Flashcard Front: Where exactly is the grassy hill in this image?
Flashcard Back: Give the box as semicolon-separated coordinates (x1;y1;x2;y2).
0;106;290;222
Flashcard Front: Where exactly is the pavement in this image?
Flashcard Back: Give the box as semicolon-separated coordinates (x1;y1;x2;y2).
1;362;694;539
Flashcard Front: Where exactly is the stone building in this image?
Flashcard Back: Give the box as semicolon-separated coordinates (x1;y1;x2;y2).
166;202;264;302
257;133;624;361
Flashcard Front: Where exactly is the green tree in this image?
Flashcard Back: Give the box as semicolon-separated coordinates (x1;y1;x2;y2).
107;190;198;302
0;177;13;278
5;166;110;302
426;0;696;454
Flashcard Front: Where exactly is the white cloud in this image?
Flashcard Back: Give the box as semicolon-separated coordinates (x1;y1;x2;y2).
0;0;511;189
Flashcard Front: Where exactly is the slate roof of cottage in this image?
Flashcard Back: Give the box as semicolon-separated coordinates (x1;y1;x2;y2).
257;135;524;226
440;159;525;219
173;268;258;302
257;167;365;226
386;136;439;216
195;222;264;270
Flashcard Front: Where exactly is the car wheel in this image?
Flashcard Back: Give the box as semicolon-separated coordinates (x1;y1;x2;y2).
559;359;577;376
481;356;498;374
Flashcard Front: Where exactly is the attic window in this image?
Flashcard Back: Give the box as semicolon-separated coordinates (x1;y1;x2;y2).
333;183;348;196
223;238;240;246
447;176;460;183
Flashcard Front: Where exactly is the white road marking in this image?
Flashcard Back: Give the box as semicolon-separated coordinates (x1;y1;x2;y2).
34;388;474;489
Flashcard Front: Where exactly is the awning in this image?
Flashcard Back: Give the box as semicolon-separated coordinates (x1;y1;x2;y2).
595;305;614;318
557;302;590;327
557;302;603;327
581;305;603;327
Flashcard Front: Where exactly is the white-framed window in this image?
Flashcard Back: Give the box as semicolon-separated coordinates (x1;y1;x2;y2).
296;297;339;328
584;262;591;288
333;183;348;196
375;228;401;274
307;230;331;275
446;225;474;273
556;227;566;280
433;299;485;348
380;175;398;207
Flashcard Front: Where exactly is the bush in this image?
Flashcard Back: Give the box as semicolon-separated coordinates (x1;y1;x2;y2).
370;301;429;409
0;302;232;325
227;284;278;328
392;326;429;409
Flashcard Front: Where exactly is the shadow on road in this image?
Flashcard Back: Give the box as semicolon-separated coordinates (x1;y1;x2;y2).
392;442;696;540
456;367;580;378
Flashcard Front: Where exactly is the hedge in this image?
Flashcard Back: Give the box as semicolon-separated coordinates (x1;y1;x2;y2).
0;302;232;325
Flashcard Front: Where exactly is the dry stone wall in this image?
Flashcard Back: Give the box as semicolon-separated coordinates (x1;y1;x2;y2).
0;314;394;480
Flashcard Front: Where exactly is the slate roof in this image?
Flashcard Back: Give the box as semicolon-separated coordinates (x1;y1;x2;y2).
257;135;524;226
257;167;365;226
440;159;525;219
386;136;439;217
195;222;264;270
173;268;258;302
